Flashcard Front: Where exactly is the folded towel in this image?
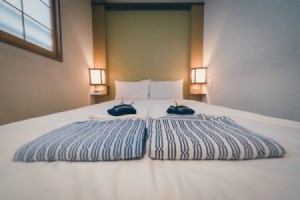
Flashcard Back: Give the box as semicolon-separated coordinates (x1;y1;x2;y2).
167;106;195;115
108;104;137;116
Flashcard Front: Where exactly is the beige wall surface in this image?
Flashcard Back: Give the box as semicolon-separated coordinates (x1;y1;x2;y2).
106;10;191;100
0;0;94;125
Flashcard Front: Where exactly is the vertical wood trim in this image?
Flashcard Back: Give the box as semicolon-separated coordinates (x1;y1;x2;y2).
190;5;204;97
92;6;107;69
190;5;204;68
92;6;107;96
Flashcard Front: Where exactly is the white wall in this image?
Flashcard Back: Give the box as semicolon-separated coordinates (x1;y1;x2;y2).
0;0;93;125
204;0;300;121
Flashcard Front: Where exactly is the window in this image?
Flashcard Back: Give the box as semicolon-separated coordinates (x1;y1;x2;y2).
0;0;62;61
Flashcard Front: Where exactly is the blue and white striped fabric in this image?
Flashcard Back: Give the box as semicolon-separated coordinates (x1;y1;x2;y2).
14;118;146;162
147;114;285;160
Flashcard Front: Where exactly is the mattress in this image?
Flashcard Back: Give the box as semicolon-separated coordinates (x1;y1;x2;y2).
0;99;300;200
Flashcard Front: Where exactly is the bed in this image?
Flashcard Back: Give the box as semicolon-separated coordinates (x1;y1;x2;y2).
1;99;300;200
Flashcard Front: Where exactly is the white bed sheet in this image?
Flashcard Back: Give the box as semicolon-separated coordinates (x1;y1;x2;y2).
1;100;300;200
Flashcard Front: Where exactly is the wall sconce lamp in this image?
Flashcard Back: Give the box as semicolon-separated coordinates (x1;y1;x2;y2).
89;68;106;85
190;67;207;95
89;68;106;94
191;67;207;84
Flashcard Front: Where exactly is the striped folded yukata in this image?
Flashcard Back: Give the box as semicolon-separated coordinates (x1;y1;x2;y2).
14;118;146;162
147;114;285;160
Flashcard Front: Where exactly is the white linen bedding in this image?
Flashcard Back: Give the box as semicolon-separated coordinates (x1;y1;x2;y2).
1;100;300;200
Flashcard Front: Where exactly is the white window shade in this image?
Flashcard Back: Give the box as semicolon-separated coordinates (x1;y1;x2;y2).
23;0;52;29
24;15;52;50
5;0;21;9
0;1;23;38
41;0;50;7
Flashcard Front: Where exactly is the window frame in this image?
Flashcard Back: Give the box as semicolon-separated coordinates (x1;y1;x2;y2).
0;0;63;61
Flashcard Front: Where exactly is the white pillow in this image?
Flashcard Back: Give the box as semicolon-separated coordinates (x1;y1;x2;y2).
150;80;183;99
115;80;150;100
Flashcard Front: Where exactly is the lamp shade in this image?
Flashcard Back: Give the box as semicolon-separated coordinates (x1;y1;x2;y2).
191;68;207;84
89;69;106;85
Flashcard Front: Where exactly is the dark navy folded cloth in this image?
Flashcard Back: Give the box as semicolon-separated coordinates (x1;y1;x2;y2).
108;104;137;116
167;106;195;115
